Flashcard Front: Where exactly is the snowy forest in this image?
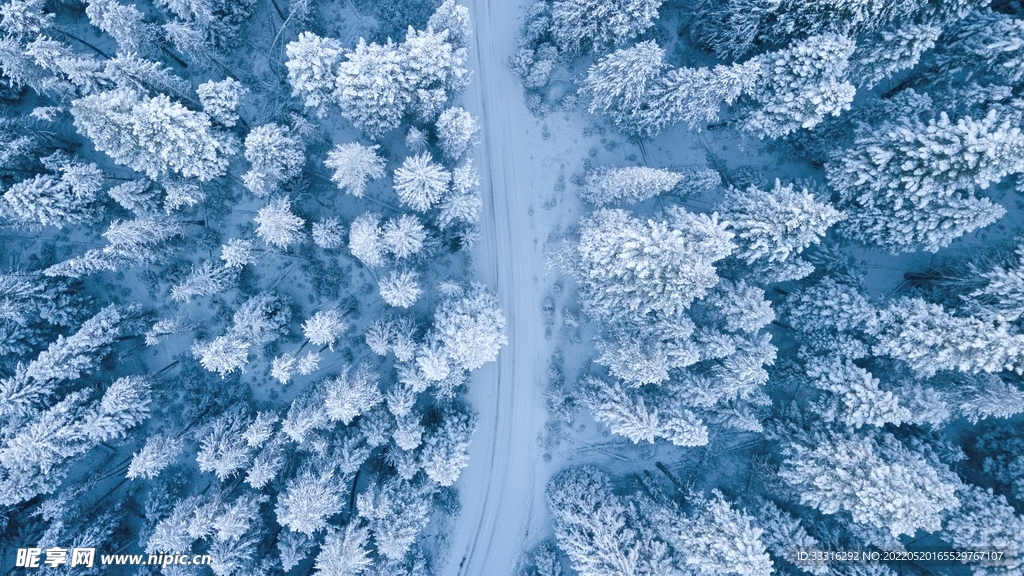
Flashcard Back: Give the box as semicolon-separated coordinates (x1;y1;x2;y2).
0;0;1024;573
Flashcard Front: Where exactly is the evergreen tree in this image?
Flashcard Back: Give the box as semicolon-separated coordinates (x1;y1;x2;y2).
312;217;345;250
381;214;427;259
742;34;856;139
192;335;250;377
939;10;1024;84
394;152;451;211
324;142;386;198
2;172;96;229
433;282;507;371
171;260;237;302
302;309;347;350
254;196;305;249
646;491;773;576
107;179;160;214
379;270;422;308
778;428;961;537
829;108;1024;253
285;32;344;118
324;363;384;425
643;60;759;135
419;405;476;486
356;477;434;560
582;41;667;137
314;523;373;576
435;106;479;162
195;408;253;480
242;123;305;197
874;298;1024;377
849;24;940;89
220;238;257;268
427;0;471;51
565;207;734;323
720;179;844;266
197;78;248;127
348;212;386;267
546;466;673;576
578;376;709;446
804;356;910;428
72;88;236;181
579;166;683;205
276;469;344;535
229;292;292;346
550;0;662;56
128;435;184;480
85;0;158;55
942;484;1024;575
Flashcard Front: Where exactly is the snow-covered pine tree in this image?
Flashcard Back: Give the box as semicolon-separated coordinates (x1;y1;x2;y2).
302;309;346;350
285;32;344;118
942;484;1024;575
435;106;479;162
778;428;961;537
1;172;95;229
242;123;305;197
348;211;388;267
356;476;434;560
719;179;843;267
578;375;710;446
197;78;247;127
579;165;682;205
275;468;344;535
127;434;184;480
645;490;773;576
938;10;1024;85
379;270;422;308
332;39;408;137
438;160;482;228
324;363;384;425
171;260;237;302
220;238;257;268
546;466;673;576
849;24;940;89
803;356;910;428
582;40;666;138
433;282;507;371
874;297;1024;377
254;196;305;249
72;88;236;181
393;152;451;211
312;217;345;250
550;0;662;56
829;108;1023;252
565;207;734;323
419;405;476;485
324;142;386;198
381;214;427;259
85;0;158;56
742;34;856;139
192;335;250;377
195;408;253;480
313;522;373;576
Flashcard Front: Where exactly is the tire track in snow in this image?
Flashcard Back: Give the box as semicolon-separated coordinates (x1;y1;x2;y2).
442;0;549;574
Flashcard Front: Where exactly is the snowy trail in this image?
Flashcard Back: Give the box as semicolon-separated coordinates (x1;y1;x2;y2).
442;0;553;574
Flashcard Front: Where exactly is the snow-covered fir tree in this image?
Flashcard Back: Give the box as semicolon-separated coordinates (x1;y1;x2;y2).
197;77;247;127
829;107;1024;252
242;123;305;197
323;142;386;198
779;428;961;537
435;106;479;162
579;165;683;205
393;152;451;211
254;196;305;249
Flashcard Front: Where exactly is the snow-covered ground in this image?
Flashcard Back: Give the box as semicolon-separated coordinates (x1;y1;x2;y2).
442;1;553;573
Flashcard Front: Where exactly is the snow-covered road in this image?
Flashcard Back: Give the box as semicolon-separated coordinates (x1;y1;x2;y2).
441;0;555;574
